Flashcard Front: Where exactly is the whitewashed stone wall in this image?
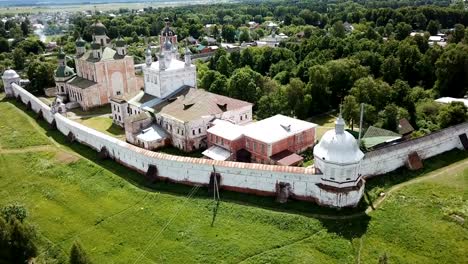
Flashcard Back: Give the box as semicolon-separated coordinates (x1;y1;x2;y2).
360;123;467;177
12;83;54;124
10;83;467;208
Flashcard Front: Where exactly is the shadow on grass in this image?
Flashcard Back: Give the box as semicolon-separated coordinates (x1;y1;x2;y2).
106;123;124;136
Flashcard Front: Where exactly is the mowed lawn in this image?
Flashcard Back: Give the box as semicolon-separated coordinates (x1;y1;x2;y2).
0;96;467;263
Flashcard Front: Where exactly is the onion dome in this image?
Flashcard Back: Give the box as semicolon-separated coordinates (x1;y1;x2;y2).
145;45;152;56
2;68;19;79
55;65;75;78
164;38;172;51
91;42;101;50
92;21;107;35
75;36;86;47
313;114;364;164
57;47;66;59
115;36;126;47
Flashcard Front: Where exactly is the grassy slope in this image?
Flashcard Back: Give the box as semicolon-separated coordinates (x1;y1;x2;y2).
0;97;467;263
0;98;50;148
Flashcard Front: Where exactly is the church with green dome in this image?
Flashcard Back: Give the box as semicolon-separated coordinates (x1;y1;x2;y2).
53;21;141;111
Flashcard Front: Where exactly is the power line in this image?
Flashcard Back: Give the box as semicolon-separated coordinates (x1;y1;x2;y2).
132;184;201;264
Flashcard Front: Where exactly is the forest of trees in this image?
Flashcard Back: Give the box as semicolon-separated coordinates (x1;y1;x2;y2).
0;0;467;136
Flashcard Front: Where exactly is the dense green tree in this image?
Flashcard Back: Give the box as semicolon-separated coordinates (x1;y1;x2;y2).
70;241;92;264
285;78;309;119
215;55;232;76
221;24;236;42
26;60;56;94
0;37;9;53
349;76;390;109
395;22;412;40
378;104;409;131
397;42;422;85
239;27;251;42
450;24;465;43
227;67;261;103
18;38;45;54
256;88;289;119
415;99;441;131
9;218;38;263
12;48;26;70
437;102;468;129
209;74;228;95
331;21;346;38
308;65;332;113
435;43;468;97
381;56;400;84
426;20;440;35
342;95;360;130
324;59;369;104
20;21;29;36
240;47;254;68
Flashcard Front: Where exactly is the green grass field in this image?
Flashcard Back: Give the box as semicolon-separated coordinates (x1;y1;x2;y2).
75;116;125;140
0;96;467;263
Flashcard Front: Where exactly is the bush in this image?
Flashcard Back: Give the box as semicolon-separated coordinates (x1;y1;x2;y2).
1;203;28;222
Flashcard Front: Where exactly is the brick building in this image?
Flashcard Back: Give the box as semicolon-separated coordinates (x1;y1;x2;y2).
204;115;317;166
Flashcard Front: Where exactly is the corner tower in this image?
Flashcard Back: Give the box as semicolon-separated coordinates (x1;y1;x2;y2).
2;68;20;97
313;114;365;207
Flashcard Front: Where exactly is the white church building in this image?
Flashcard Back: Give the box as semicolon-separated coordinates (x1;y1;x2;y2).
110;18;253;152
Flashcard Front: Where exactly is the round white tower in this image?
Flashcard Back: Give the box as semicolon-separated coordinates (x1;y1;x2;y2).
313;114;365;207
2;68;20;98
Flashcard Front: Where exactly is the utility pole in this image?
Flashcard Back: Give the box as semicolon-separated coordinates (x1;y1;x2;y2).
211;165;220;227
358;103;364;145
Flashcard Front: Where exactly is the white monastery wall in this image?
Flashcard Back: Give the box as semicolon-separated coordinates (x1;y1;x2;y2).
12;83;54;124
10;83;467;207
360;122;467;177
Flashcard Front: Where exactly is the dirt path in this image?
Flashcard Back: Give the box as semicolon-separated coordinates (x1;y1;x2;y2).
0;145;56;154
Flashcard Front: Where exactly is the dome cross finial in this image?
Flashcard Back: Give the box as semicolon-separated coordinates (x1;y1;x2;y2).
335;104;345;134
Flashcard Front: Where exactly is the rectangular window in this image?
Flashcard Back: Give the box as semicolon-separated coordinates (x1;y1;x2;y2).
240;116;243;121
221;138;224;145
199;128;202;134
262;144;265;154
254;142;257;152
193;130;195;135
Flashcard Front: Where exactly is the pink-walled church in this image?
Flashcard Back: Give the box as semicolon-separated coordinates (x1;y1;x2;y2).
54;22;142;111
